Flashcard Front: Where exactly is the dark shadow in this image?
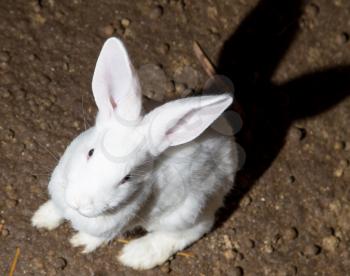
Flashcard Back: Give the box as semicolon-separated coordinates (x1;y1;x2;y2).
214;0;350;226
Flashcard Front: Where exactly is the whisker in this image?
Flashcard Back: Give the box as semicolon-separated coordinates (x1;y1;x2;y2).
32;173;51;176
129;173;146;177
81;95;87;131
138;160;154;167
132;213;149;225
39;166;55;174
35;141;59;161
131;170;148;174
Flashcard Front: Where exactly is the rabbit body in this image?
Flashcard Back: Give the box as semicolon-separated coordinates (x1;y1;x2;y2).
32;38;238;270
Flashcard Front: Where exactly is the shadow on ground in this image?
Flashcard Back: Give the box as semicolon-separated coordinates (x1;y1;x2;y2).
215;0;350;226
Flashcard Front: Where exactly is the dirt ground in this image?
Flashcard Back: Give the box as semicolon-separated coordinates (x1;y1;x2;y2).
1;0;350;275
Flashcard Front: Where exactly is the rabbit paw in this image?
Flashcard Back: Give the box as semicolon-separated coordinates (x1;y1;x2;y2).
70;232;106;253
118;234;173;270
32;200;64;230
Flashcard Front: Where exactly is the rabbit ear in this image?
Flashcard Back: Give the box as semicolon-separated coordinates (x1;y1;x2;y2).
145;94;233;155
92;37;142;122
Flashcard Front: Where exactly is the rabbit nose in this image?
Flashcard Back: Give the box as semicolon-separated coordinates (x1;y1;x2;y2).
66;196;78;210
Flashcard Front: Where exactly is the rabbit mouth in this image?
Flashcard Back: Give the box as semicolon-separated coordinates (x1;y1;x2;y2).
77;208;101;218
76;203;114;217
73;202;122;217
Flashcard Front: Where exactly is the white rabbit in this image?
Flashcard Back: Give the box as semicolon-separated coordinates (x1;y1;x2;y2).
31;37;238;270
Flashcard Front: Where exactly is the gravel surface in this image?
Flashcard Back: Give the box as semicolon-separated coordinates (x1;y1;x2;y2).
1;0;350;275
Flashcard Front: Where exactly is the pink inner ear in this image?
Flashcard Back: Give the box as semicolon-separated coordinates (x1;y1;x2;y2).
109;95;117;109
165;110;196;136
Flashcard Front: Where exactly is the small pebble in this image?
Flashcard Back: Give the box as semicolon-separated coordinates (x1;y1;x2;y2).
334;0;343;7
121;18;130;28
288;175;296;184
288;127;306;142
334;167;344;178
123;28;133;38
63;62;69;71
262;243;274;254
38;74;51;85
277;266;297;276
32;257;45;270
232;266;244;276
231;228;237;235
4;129;15;140
28;54;38;61
303;244;321;256
53;257;67;270
14;89;25;100
334;141;346;150
1;89;11;98
73;120;80;129
1;72;15;85
243;239;255;249
239;196;252;208
223;234;233;249
322;236;339;252
157;43;170;55
0;61;8;70
207;6;218;20
5;187;17;200
336;32;349;45
223;249;235;260
235;251;244;261
100;24;114;37
175;82;187;94
1;228;10;237
283;227;298;241
149;5;164;19
304;3;320;17
6;198;18;208
160;261;171;273
345;141;350;151
165;81;175;94
0;51;10;63
339;159;349;168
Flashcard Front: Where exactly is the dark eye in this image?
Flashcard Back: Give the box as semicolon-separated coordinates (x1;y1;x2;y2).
121;174;131;184
88;148;94;158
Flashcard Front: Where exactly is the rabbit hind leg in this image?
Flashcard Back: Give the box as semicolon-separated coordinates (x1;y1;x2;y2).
118;216;214;270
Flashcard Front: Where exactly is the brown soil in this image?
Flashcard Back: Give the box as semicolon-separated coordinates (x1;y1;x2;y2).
1;0;350;275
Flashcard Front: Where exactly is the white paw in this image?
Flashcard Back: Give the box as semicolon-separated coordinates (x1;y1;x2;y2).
118;234;174;270
31;200;63;230
70;232;105;253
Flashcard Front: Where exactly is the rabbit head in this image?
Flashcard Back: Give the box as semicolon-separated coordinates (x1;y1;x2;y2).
62;38;233;218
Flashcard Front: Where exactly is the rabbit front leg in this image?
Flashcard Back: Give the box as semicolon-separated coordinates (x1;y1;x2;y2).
70;231;108;253
118;218;213;270
31;200;64;230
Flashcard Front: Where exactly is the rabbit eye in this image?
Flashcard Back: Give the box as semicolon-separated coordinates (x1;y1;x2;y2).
88;148;94;158
121;174;131;184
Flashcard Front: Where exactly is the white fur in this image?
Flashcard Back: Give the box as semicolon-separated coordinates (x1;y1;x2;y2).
31;200;64;230
70;232;107;253
32;37;238;269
